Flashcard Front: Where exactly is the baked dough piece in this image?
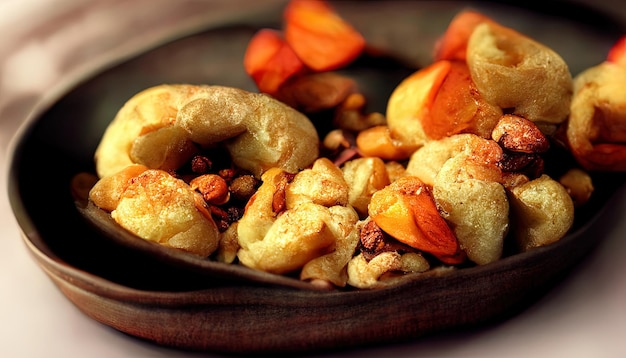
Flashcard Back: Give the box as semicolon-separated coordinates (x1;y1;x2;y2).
508;175;575;251
90;166;220;257
95;84;319;179
237;158;360;285
90;84;321;257
467;22;572;131
433;154;509;265
566;62;626;171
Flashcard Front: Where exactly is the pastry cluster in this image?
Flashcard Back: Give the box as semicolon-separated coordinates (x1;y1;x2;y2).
87;1;626;289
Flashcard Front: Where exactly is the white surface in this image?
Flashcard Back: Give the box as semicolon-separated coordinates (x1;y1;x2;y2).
1;1;626;357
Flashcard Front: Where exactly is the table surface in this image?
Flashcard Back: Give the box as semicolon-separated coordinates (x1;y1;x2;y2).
2;1;626;357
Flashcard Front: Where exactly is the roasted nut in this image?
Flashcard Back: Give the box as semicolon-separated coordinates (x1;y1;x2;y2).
271;172;294;214
218;168;237;182
357;219;416;261
356;125;420;161
229;174;259;202
497;151;544;179
209;205;230;232
491;114;550;153
190;155;213;174
334;106;362;132
189;174;230;205
497;151;537;172
322;129;360;167
342;91;367;110
335;110;387;133
359;219;386;255
323;129;352;152
334;93;386;132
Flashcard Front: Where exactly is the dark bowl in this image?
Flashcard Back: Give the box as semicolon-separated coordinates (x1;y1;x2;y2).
7;1;626;354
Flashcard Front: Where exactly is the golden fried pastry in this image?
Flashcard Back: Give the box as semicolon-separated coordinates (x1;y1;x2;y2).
286;157;349;208
237;158;359;278
88;164;149;212
433;154;509;265
90;167;220;257
405;133;503;186
95;85;191;178
300;205;360;287
566;61;626;171
95;84;319;179
346;251;430;289
404;133;508;265
214;223;240;264
508;175;574;252
237;201;338;274
466;21;573;131
341;157;391;217
559;168;594;207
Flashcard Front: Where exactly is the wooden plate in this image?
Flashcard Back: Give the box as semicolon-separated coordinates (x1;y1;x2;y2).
7;1;626;354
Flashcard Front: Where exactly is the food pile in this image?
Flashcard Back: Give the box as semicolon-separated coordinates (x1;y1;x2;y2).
86;0;626;289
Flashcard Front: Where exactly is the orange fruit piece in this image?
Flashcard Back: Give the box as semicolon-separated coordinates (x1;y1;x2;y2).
243;28;306;95
283;0;365;72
